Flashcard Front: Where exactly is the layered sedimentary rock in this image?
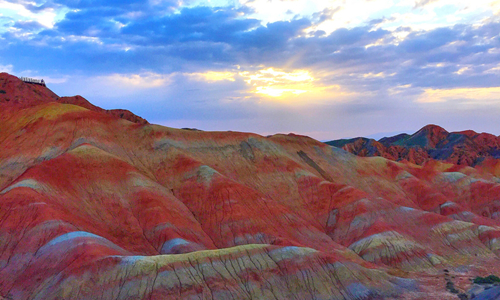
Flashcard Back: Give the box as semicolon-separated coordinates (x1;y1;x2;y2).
1;72;500;299
0;74;147;125
326;125;500;166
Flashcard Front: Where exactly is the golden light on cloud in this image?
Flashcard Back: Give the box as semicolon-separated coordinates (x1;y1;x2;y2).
361;72;395;78
186;71;235;82
492;0;500;14
186;67;354;101
485;65;500;74
364;38;387;49
388;84;411;95
239;68;316;98
455;67;470;75
417;87;500;104
255;86;308;97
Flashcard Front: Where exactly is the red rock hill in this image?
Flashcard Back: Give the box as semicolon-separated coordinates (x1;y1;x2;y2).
1;73;500;299
0;73;148;124
326;124;500;166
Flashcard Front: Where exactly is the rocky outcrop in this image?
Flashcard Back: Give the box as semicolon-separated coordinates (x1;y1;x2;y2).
59;95;149;125
0;73;59;107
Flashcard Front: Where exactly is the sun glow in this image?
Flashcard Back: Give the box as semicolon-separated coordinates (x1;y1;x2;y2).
255;86;308;97
187;66;355;101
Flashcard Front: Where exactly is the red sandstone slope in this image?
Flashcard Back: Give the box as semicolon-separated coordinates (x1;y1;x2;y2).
59;95;149;124
327;125;500;166
0;73;148;125
1;73;500;299
0;73;58;106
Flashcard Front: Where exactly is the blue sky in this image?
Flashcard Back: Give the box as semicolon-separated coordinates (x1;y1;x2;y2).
1;0;499;140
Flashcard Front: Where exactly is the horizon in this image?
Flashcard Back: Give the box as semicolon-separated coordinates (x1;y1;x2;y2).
6;71;500;142
1;0;499;140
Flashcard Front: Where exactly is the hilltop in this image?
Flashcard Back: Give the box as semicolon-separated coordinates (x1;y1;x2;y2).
0;73;148;124
1;73;500;299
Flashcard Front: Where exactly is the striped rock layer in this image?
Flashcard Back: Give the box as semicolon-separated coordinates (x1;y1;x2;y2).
1;72;500;299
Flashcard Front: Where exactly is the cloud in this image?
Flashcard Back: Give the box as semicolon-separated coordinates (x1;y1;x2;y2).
312;6;342;23
101;73;171;89
51;0;168;10
2;7;498;97
1;0;500;140
0;6;312;72
398;27;458;53
120;6;261;46
485;64;500;74
417;86;500;104
414;0;440;9
0;0;63;12
49;72;175;108
0;63;13;72
185;71;236;82
237;67;345;99
13;20;45;30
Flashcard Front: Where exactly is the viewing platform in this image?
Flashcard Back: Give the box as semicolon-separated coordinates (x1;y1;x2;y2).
20;76;46;87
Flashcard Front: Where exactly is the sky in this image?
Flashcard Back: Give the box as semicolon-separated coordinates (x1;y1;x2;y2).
1;0;499;140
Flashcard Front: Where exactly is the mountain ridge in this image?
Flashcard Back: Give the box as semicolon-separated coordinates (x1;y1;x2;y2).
0;73;148;125
326;124;500;166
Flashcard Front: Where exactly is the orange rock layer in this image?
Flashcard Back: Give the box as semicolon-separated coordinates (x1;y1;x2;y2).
1;73;500;299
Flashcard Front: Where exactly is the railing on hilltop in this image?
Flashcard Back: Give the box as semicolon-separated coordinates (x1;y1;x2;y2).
20;77;46;87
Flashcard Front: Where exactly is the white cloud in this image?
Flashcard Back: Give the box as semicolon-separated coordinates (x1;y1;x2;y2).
101;73;172;89
485;64;500;74
244;0;500;36
455;67;470;75
240;0;334;24
417;87;500;104
0;63;13;73
185;71;236;82
0;0;67;32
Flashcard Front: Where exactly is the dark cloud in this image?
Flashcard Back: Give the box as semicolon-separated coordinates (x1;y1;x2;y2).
369;16;396;26
399;27;458;53
234;18;311;50
55;7;124;36
325;26;388;46
121;6;261;45
0;5;310;69
312;6;342;23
